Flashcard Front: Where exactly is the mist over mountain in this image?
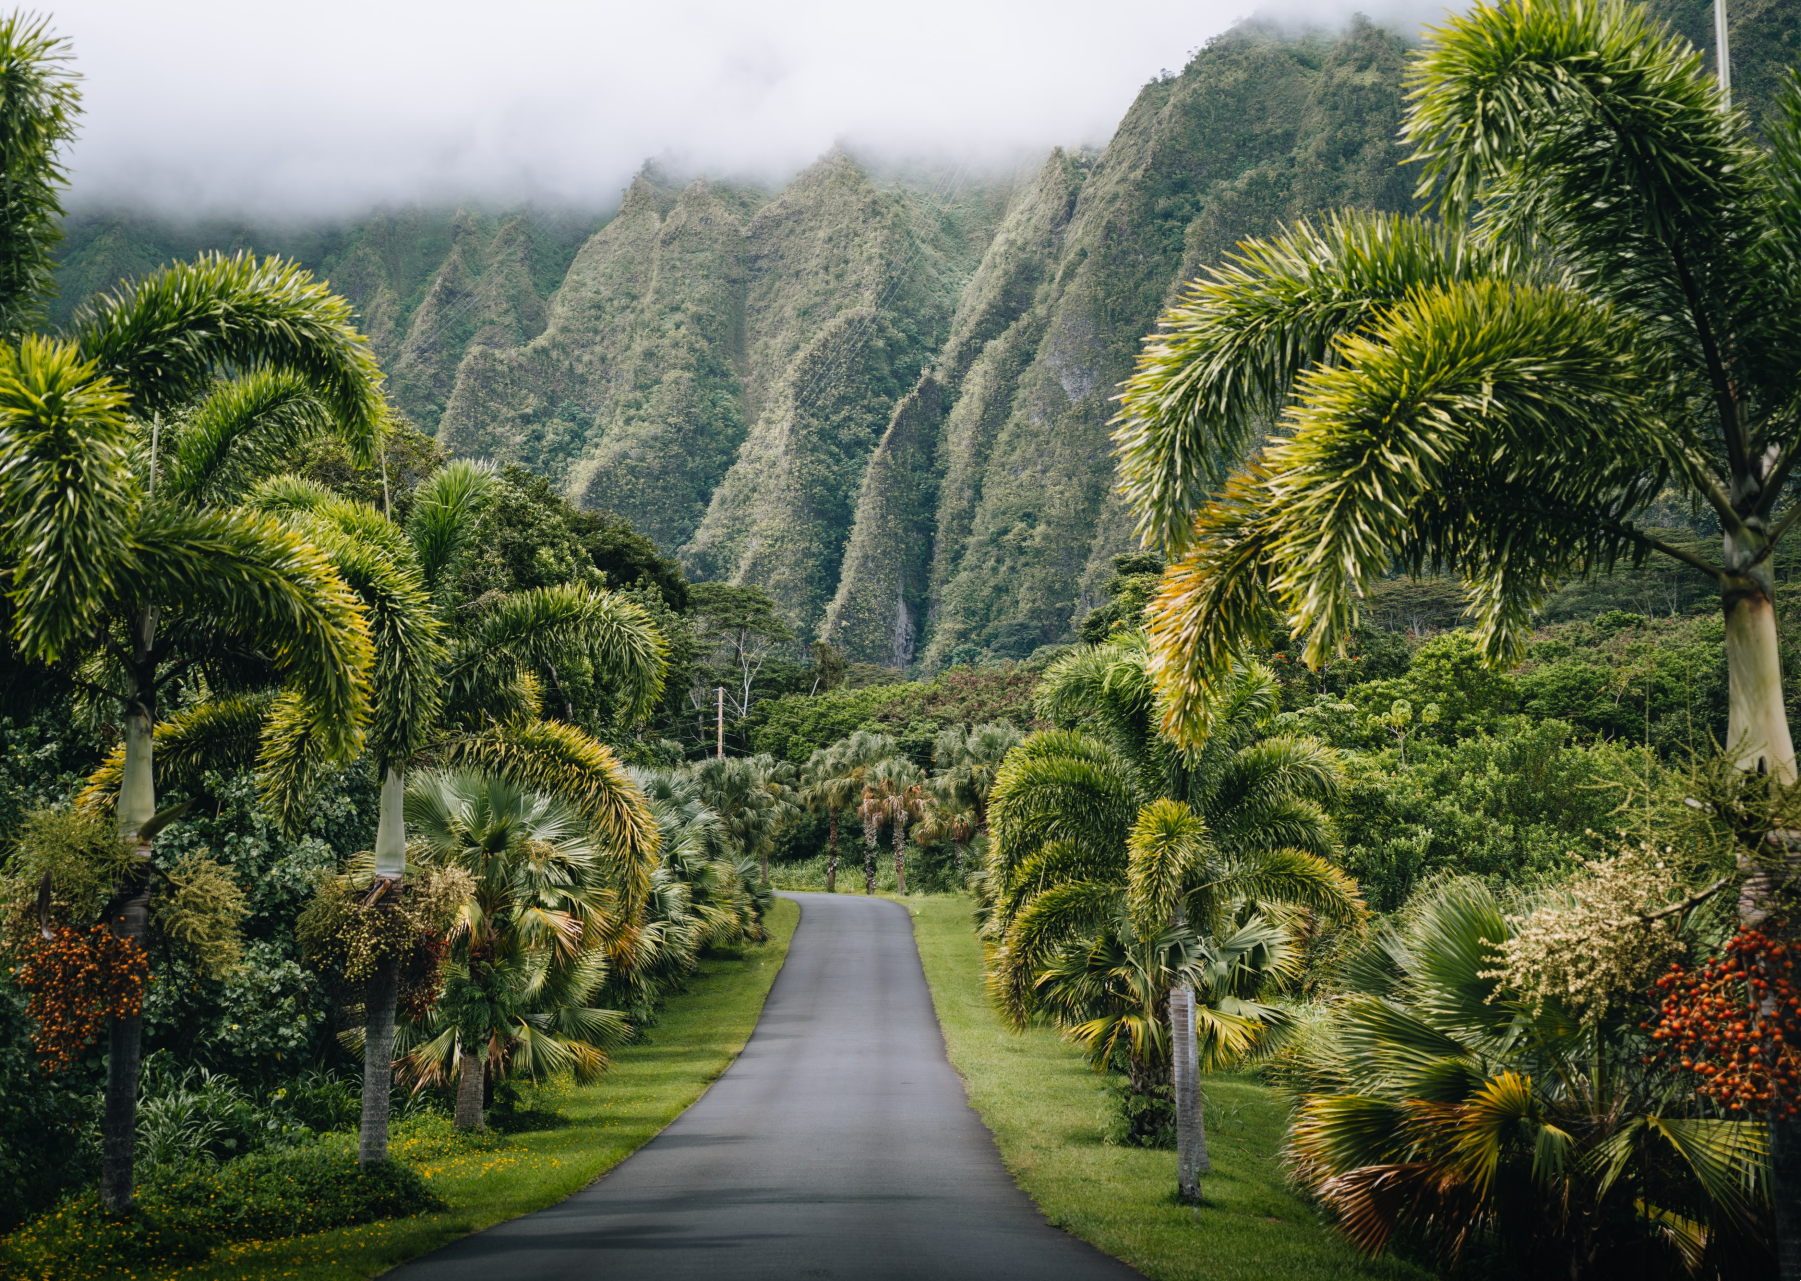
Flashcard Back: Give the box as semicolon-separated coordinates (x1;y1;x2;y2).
53;2;1801;671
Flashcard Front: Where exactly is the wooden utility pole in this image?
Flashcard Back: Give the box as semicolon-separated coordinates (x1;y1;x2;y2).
716;686;724;758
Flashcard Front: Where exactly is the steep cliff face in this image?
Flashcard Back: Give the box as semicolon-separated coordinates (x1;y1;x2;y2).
823;20;1419;668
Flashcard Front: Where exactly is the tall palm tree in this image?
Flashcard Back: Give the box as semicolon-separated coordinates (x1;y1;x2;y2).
800;730;897;892
861;758;925;895
1114;0;1801;783
1290;877;1768;1275
400;770;631;1130
252;466;666;1162
986;636;1358;1201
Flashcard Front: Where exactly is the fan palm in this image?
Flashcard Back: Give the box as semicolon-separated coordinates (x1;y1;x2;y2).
932;722;1023;834
693;753;799;886
800;730;897;892
861;757;925;895
1290;877;1768;1276
399;770;630;1130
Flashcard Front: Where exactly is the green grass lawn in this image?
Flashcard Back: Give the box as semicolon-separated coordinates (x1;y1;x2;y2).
904;893;1434;1281
151;896;799;1281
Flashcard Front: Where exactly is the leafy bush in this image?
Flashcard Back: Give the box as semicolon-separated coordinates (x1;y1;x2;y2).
1;1146;445;1276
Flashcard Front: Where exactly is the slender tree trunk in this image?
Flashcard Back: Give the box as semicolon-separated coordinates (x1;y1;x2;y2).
1724;531;1801;1275
372;767;407;879
826;812;838;893
1169;983;1209;1203
953;838;965;880
102;610;160;1213
863;811;878;895
358;768;408;1163
1722;538;1797;781
359;955;400;1164
100;876;148;1212
893;812;909;896
760;844;769;886
454;1041;485;1131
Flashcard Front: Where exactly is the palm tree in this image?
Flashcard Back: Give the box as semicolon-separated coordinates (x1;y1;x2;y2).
693;753;798;886
1112;0;1801;1249
861;758;925;895
400;770;631;1130
1289;877;1768;1275
800;730;897;892
1114;0;1801;784
1034;908;1293;1147
932;722;1022;834
986;636;1358;1201
914;779;979;883
251;466;666;1161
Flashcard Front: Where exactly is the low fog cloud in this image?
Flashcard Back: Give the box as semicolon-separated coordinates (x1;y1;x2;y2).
52;0;1462;218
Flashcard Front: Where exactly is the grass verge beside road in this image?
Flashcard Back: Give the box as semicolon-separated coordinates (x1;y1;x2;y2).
904;893;1431;1281
145;896;799;1281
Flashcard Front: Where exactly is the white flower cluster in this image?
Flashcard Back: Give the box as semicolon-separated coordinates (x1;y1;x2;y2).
1481;845;1688;1023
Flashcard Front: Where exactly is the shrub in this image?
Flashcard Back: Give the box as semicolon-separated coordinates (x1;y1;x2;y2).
1;1146;445;1276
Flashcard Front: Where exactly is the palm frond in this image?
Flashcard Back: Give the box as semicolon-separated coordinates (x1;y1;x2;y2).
0;336;136;660
132;505;373;761
1125;797;1208;936
0;14;78;338
75;692;274;813
405;459;497;597
159;371;333;507
72;252;385;465
437;717;659;918
1114;211;1504;552
444;583;666;726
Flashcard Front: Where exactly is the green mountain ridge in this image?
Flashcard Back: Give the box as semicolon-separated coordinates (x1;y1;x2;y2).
51;4;1800;669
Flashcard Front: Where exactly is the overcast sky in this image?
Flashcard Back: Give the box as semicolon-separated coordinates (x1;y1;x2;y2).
48;0;1457;218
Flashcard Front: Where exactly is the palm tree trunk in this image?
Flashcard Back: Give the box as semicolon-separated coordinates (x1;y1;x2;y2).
454;1041;485;1131
102;614;160;1213
953;837;965;880
100;867;149;1213
358;956;400;1164
357;767;408;1164
892;812;909;895
1722;546;1796;781
863;811;879;895
372;767;407;879
1169;983;1209;1203
826;811;838;893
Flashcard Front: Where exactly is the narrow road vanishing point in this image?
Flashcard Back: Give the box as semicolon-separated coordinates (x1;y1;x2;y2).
394;892;1142;1280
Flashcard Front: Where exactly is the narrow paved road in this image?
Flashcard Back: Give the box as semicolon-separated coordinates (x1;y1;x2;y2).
393;892;1140;1280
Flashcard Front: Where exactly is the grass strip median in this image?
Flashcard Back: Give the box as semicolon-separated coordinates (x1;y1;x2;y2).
904;893;1430;1281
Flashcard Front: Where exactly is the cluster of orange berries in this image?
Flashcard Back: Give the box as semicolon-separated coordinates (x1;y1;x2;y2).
397;933;449;1022
12;925;150;1072
1647;925;1801;1119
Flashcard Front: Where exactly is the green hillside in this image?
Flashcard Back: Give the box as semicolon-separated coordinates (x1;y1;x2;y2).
50;3;1800;666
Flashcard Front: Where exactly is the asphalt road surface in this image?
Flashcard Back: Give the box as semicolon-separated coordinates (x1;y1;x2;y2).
391;891;1141;1281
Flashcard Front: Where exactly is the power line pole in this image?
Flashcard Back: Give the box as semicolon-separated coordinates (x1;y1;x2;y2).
716;686;724;759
